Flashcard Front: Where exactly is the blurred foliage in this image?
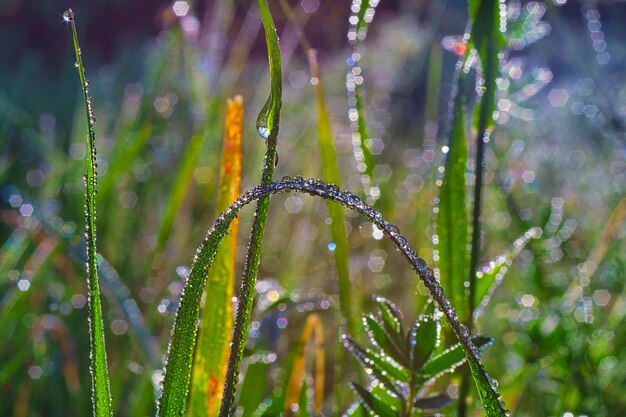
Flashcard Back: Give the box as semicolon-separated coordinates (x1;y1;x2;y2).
0;1;625;416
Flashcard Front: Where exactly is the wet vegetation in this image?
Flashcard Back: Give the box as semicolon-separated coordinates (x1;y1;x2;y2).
0;1;624;416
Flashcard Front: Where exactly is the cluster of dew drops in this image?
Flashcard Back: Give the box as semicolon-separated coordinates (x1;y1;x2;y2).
200;176;506;408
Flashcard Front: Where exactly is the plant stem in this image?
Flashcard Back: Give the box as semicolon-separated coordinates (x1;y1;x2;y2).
218;1;281;415
461;37;496;417
66;9;113;417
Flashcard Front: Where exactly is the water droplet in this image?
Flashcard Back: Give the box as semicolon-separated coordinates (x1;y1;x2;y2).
63;9;74;22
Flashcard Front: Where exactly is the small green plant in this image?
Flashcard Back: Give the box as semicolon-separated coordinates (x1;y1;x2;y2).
343;296;493;417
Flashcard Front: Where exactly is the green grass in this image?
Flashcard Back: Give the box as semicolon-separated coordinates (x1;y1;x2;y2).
1;1;625;416
65;9;112;417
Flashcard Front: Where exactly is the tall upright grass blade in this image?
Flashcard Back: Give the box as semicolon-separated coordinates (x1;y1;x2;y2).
220;1;282;415
467;0;506;317
436;89;469;324
307;50;357;337
462;2;507;415
64;9;112;417
189;96;244;417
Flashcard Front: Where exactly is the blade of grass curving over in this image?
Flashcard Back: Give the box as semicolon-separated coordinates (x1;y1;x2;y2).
219;1;282;415
162;177;509;417
64;9;112;417
307;49;357;336
188;96;244;417
436;88;469;324
283;314;325;416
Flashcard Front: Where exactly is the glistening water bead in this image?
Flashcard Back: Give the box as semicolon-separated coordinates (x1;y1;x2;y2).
63;9;74;22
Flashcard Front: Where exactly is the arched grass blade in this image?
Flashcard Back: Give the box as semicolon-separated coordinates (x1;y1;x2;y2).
307;49;357;336
188;96;244;417
163;177;509;417
65;9;112;417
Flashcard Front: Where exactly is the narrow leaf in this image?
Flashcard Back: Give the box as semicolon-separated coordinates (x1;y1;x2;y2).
408;315;440;371
435;90;469;324
343;336;407;397
421;335;492;380
363;314;408;367
414;394;452;410
373;296;404;338
65;9;112;417
350;382;398;417
189;96;244;417
468;0;506;132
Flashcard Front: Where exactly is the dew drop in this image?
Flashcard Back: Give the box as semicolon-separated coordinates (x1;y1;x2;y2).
63;9;74;22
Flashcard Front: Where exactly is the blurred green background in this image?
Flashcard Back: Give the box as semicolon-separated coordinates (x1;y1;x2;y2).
0;0;624;416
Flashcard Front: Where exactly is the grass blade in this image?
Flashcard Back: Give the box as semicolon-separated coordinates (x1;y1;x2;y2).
467;0;506;317
188;96;244;417
436;89;469;324
219;1;282;415
64;9;112;417
462;2;507;415
307;49;357;336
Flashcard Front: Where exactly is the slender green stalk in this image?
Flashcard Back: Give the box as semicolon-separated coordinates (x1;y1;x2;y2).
219;0;282;415
65;9;112;417
460;0;504;414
